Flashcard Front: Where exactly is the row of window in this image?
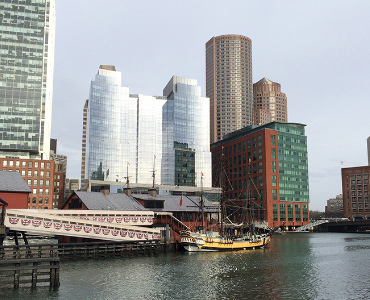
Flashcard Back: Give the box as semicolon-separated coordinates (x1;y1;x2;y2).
2;160;51;169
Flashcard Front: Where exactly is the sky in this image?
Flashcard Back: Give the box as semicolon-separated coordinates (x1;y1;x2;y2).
51;1;370;211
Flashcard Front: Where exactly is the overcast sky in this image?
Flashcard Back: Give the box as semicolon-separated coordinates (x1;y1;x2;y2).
51;1;370;211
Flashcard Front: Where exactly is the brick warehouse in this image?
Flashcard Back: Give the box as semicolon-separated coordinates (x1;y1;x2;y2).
211;122;310;229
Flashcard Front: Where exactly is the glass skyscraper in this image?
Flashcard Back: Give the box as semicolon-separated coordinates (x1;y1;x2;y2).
162;76;211;187
0;0;55;159
84;68;212;188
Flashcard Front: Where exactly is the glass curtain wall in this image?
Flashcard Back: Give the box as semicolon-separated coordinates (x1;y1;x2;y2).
87;67;137;183
0;0;55;159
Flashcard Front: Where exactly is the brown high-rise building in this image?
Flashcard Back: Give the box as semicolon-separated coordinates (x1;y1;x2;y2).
206;35;253;143
253;78;287;125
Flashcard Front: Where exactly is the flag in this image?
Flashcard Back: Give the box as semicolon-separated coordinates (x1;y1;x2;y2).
180;196;183;206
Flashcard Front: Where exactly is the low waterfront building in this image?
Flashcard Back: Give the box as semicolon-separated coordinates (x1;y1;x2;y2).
341;166;370;220
0;170;31;209
211;122;310;228
62;189;219;232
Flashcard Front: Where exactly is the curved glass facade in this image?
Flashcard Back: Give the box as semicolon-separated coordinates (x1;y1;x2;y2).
86;70;211;187
162;76;212;187
87;67;137;182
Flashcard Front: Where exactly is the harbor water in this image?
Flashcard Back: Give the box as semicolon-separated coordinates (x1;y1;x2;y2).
1;232;369;300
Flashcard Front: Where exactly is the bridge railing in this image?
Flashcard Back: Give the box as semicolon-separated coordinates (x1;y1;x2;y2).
295;220;329;232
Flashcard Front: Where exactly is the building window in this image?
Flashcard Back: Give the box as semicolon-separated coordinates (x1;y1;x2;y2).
46;171;50;177
32;197;36;204
273;203;278;222
2;161;7;167
271;148;276;159
33;179;37;186
45;198;49;204
41;162;45;168
27;179;32;185
22;161;26;167
16;161;20;167
28;161;32;168
34;170;38;177
280;204;286;221
271;161;276;173
40;180;44;186
35;162;39;168
39;189;43;195
287;204;293;221
45;189;49;195
272;189;277;200
258;135;262;146
258;149;262;160
259;176;263;187
40;171;44;177
272;175;277;186
46;180;50;186
22;170;26;176
39;198;43;204
47;162;51;169
9;161;13;167
33;189;37;195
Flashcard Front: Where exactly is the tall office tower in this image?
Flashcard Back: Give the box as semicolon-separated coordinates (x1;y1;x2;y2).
206;34;253;143
84;67;212;187
85;65;140;183
162;76;212;187
253;78;287;125
0;0;56;159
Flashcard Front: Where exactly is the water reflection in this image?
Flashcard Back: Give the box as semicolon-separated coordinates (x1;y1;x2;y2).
1;233;369;300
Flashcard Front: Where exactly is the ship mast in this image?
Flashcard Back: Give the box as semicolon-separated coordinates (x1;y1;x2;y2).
200;172;205;233
220;146;225;236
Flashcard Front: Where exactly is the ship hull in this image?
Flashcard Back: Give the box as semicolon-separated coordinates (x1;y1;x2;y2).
179;231;271;252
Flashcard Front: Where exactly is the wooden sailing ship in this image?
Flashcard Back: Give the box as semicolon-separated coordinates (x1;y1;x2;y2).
179;149;271;252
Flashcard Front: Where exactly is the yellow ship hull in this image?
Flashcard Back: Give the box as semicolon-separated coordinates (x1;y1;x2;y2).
180;231;271;252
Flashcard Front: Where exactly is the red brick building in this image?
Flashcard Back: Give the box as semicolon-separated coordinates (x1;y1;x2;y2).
0;158;61;209
211;122;310;229
342;166;370;220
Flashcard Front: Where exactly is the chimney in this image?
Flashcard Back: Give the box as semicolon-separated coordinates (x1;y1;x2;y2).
123;187;132;196
148;188;156;197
